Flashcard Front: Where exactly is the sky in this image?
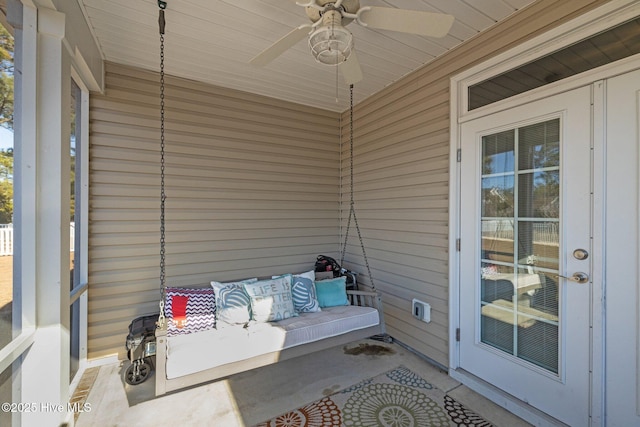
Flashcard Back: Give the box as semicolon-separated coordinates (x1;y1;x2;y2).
0;127;12;150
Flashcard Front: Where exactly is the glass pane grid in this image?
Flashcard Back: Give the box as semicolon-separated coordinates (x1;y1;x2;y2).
480;119;561;374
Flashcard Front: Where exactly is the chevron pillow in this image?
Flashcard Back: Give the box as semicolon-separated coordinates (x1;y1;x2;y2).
165;287;217;337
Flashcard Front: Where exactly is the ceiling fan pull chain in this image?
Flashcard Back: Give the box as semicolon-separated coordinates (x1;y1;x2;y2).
157;0;168;328
335;62;339;103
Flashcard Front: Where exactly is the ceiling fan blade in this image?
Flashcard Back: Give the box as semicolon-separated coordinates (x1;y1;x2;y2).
359;7;454;38
250;25;311;66
340;51;363;85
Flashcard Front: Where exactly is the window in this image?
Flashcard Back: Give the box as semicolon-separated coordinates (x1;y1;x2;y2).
69;76;88;385
70;78;81;380
468;16;640;110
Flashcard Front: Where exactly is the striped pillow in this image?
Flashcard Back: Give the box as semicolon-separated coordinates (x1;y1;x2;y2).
273;270;321;313
289;270;321;313
164;287;216;337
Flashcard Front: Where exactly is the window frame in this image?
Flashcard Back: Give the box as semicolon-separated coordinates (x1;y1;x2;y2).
69;70;89;388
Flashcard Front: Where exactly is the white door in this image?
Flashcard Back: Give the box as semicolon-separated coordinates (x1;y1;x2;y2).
459;86;592;426
604;68;640;427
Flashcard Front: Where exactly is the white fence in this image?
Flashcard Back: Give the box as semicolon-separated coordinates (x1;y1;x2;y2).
0;224;75;256
0;224;12;256
482;219;559;244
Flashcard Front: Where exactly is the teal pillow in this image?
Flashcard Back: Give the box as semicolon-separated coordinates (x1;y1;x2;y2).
315;277;349;308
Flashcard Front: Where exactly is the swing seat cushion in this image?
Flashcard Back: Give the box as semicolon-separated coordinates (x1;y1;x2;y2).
164;304;380;380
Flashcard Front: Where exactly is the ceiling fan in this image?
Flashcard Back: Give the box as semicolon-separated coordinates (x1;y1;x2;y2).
250;0;455;84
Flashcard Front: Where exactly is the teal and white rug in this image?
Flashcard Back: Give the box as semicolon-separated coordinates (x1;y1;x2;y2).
254;366;493;426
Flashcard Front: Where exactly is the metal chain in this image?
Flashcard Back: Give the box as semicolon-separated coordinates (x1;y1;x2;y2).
340;85;352;265
158;2;167;327
341;85;375;291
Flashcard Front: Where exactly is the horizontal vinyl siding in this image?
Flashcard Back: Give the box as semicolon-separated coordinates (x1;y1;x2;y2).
89;63;340;359
339;0;610;367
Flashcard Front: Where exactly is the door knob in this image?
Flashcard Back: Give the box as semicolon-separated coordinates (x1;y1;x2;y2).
554;272;589;284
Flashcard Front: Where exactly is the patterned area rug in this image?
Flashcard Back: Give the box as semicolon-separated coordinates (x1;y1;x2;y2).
254;366;493;426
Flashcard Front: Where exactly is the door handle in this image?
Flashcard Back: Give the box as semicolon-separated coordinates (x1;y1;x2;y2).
554;272;589;284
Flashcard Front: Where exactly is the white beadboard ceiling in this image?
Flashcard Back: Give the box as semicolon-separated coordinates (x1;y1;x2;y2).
79;0;537;112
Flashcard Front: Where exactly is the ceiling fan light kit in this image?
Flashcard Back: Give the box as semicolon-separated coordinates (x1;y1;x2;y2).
309;10;353;65
251;0;454;84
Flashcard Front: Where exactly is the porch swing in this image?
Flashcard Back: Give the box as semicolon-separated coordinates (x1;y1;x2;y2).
151;2;385;396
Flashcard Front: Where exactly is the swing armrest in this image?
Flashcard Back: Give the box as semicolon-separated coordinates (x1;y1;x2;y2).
346;290;386;335
346;290;382;311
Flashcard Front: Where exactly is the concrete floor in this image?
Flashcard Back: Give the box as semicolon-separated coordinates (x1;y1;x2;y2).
76;338;531;427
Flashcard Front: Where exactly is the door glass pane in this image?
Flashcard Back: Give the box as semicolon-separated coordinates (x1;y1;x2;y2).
518;171;559;218
518;120;560;171
480;118;561;374
482;175;514;217
482;129;514;175
482;219;514;263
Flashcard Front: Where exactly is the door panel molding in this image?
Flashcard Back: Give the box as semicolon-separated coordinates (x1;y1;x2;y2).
457;87;591;426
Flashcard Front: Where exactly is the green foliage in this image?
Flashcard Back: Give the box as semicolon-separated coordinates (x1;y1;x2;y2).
0;148;12;223
0;25;13;130
0;25;14;223
0;72;13;129
0;148;11;180
0;25;14;71
0;179;12;223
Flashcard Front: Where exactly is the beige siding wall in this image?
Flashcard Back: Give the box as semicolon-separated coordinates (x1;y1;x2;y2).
339;0;610;367
89;63;340;359
89;0;611;363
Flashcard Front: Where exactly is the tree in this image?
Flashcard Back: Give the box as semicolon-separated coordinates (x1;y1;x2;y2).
0;25;13;130
0;26;14;224
0;180;12;223
0;148;12;223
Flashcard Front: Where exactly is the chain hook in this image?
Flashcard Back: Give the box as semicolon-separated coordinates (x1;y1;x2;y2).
158;1;166;35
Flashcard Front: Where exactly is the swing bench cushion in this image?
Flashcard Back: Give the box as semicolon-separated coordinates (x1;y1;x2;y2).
164;303;380;380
